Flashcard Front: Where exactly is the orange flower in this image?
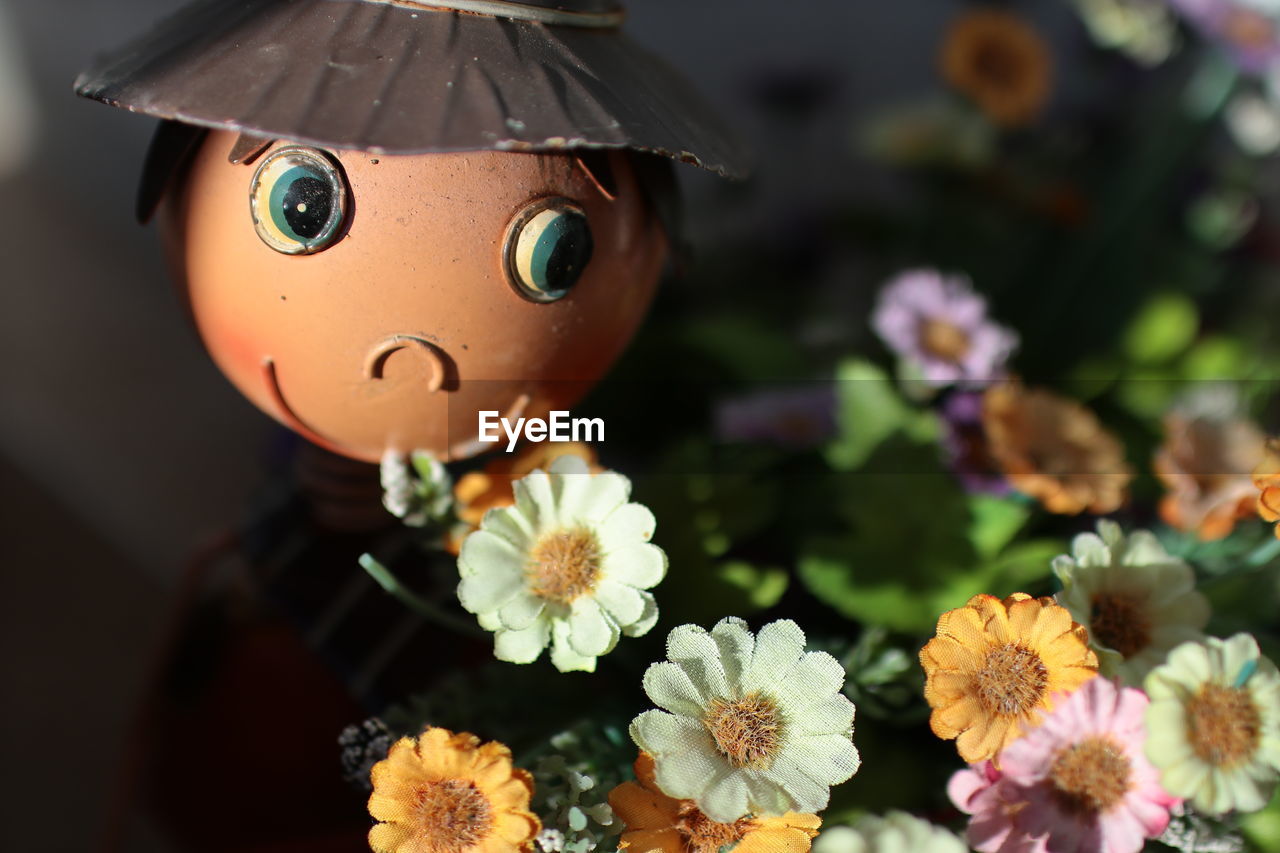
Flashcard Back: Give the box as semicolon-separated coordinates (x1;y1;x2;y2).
1155;411;1267;541
368;727;540;853
609;753;820;853
1253;438;1280;537
920;593;1098;763
445;442;599;553
941;8;1052;127
982;382;1133;515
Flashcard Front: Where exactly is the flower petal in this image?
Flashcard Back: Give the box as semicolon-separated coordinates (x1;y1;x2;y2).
568;596;620;657
643;661;707;718
493;619;550;664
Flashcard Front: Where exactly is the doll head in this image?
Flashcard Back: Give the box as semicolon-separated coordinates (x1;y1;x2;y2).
161;132;668;461
77;0;745;462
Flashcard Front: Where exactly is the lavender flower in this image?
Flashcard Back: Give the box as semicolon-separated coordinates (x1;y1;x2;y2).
940;391;1011;495
1167;0;1280;73
714;385;837;448
871;269;1018;388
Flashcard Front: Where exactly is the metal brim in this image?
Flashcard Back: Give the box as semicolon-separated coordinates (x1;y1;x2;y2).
74;0;750;178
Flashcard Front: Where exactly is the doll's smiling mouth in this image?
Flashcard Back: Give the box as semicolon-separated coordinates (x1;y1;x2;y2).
262;357;347;453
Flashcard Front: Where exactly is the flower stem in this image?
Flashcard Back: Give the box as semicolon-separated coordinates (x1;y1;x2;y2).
359;552;485;637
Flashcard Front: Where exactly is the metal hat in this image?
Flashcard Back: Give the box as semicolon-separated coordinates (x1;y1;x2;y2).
74;0;748;178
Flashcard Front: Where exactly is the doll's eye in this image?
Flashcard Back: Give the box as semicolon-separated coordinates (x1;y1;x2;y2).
250;146;347;255
504;199;594;302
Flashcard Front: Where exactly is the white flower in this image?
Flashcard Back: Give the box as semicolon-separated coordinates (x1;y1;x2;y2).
1145;634;1280;815
456;455;665;673
629;617;860;823
1053;520;1209;686
813;812;967;853
380;449;453;526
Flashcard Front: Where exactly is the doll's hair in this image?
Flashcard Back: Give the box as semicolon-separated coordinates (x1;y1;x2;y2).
135;121;683;259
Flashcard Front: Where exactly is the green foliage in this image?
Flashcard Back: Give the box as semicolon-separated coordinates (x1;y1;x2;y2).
1123;292;1199;366
826;359;940;471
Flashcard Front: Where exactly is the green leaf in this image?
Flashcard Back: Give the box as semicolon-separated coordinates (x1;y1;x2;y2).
1243;786;1280;853
716;561;789;609
825;359;938;470
967;495;1032;559
1122;292;1198;365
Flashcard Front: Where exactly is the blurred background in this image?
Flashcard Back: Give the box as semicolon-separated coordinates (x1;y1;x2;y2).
7;0;1280;850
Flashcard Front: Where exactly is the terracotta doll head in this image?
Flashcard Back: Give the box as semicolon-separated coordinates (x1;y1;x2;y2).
76;0;745;463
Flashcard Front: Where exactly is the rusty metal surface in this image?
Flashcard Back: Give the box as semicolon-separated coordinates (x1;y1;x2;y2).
74;0;749;178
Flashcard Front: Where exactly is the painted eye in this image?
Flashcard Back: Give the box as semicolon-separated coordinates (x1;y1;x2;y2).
504;199;594;302
250;146;347;254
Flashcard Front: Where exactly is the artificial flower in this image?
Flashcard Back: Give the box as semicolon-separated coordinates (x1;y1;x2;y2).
629;617;860;823
609;753;821;853
951;677;1178;853
920;593;1098;763
1144;634;1280;814
871;270;1018;387
381;449;454;527
714;385;837;448
447;442;599;553
457;455;666;673
982;381;1134;514
1072;0;1180;66
1053;520;1209;686
940;391;1011;495
1154;404;1267;541
368;726;540;853
1253;437;1280;537
940;8;1053;126
1167;0;1280;73
812;811;966;853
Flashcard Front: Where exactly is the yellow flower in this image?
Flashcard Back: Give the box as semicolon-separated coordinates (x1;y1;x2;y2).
609;753;820;853
368;727;540;853
940;9;1052;127
1253;438;1280;538
982;382;1133;515
920;593;1099;763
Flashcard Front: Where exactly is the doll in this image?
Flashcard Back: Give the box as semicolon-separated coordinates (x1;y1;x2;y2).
76;5;743;847
76;0;746;463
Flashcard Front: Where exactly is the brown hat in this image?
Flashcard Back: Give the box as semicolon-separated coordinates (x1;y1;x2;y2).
74;0;748;178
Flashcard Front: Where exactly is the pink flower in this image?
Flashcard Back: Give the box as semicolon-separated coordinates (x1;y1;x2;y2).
871;270;1017;388
949;678;1179;853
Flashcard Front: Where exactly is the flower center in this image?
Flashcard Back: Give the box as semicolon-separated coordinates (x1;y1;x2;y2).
411;778;493;852
920;317;972;363
527;526;602;605
1186;682;1262;768
704;692;784;770
1049;736;1132;817
976;643;1049;716
1088;591;1150;659
1224;9;1275;51
971;39;1024;90
676;801;753;853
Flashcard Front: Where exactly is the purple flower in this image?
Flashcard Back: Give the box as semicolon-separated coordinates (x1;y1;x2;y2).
871;269;1018;388
1167;0;1280;73
714;385;837;448
941;391;1012;496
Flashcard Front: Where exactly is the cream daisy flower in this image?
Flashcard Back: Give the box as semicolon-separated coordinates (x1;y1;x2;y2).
457;455;666;673
1053;520;1210;686
629;617;860;824
1144;634;1280;815
813;812;966;853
